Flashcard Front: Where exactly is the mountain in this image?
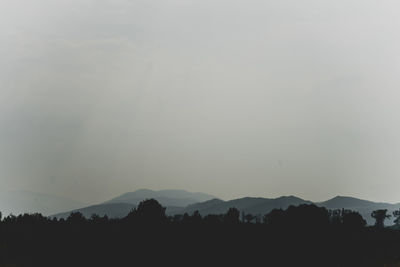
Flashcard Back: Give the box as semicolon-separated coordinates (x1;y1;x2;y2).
52;203;184;219
317;196;400;225
51;189;211;219
47;189;400;226
52;203;136;219
177;195;400;225
0;190;86;216
178;196;312;217
105;189;215;207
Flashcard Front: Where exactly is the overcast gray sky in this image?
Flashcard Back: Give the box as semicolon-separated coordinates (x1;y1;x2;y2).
1;0;400;204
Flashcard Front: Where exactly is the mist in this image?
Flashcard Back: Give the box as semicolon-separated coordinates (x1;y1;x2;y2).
1;0;400;204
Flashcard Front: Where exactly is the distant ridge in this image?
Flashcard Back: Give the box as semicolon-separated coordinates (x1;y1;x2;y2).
51;189;213;219
105;189;215;207
51;203;136;219
49;190;400;225
179;196;312;217
317;196;400;225
319;195;380;208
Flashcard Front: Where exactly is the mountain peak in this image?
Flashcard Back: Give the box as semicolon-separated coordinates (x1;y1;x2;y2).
320;195;377;209
105;189;215;207
276;195;303;201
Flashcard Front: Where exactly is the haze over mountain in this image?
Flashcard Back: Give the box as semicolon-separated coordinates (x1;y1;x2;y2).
52;203;136;219
105;189;214;207
317;196;400;225
52;189;213;219
181;196;312;216
182;195;400;225
50;189;400;225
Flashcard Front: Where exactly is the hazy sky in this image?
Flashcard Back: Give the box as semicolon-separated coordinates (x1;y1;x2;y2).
1;0;400;204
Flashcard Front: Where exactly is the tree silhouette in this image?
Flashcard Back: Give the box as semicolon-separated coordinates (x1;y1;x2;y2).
3;201;400;267
224;208;240;224
127;199;167;224
263;209;285;226
192;210;201;219
254;214;262;224
244;214;254;223
204;214;223;224
342;211;366;229
171;214;183;223
393;209;400;227
241;211;246;222
67;212;87;224
329;209;348;224
371;209;391;228
284;204;329;229
190;210;202;225
90;214;109;224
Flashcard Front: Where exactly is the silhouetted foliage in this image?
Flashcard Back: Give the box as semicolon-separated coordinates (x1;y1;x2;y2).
203;214;223;224
371;209;391;228
342;211;366;229
67;211;87;224
126;199;167;224
1;202;400;267
171;214;183;223
224;207;240;224
263;208;285;226
329;208;346;224
192;210;202;223
244;214;254;223
328;209;366;229
393;209;400;227
90;214;109;224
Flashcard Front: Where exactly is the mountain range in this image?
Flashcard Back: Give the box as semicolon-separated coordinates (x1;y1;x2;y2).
317;196;400;225
50;189;400;225
104;189;214;207
52;189;214;219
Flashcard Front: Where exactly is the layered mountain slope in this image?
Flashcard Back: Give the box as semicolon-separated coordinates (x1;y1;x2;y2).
180;196;312;216
318;196;400;225
51;189;211;219
48;190;400;226
105;189;214;207
52;203;136;219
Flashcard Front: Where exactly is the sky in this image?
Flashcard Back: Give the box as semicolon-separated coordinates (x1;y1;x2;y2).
1;0;400;204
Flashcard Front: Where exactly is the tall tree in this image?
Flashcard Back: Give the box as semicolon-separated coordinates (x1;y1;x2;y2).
127;199;167;224
244;214;254;223
224;208;240;224
371;209;391;228
393;209;400;227
342;211;366;229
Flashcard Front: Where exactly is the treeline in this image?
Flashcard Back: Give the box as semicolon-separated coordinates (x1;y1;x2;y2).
1;200;400;267
1;199;396;228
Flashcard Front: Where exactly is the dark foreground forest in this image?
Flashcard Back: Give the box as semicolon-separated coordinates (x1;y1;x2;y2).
1;199;400;267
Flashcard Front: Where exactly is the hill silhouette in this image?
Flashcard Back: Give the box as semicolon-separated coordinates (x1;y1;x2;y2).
180;196;312;217
49;190;400;225
4;198;400;267
317;196;400;225
51;203;136;219
51;189;212;219
105;189;214;207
